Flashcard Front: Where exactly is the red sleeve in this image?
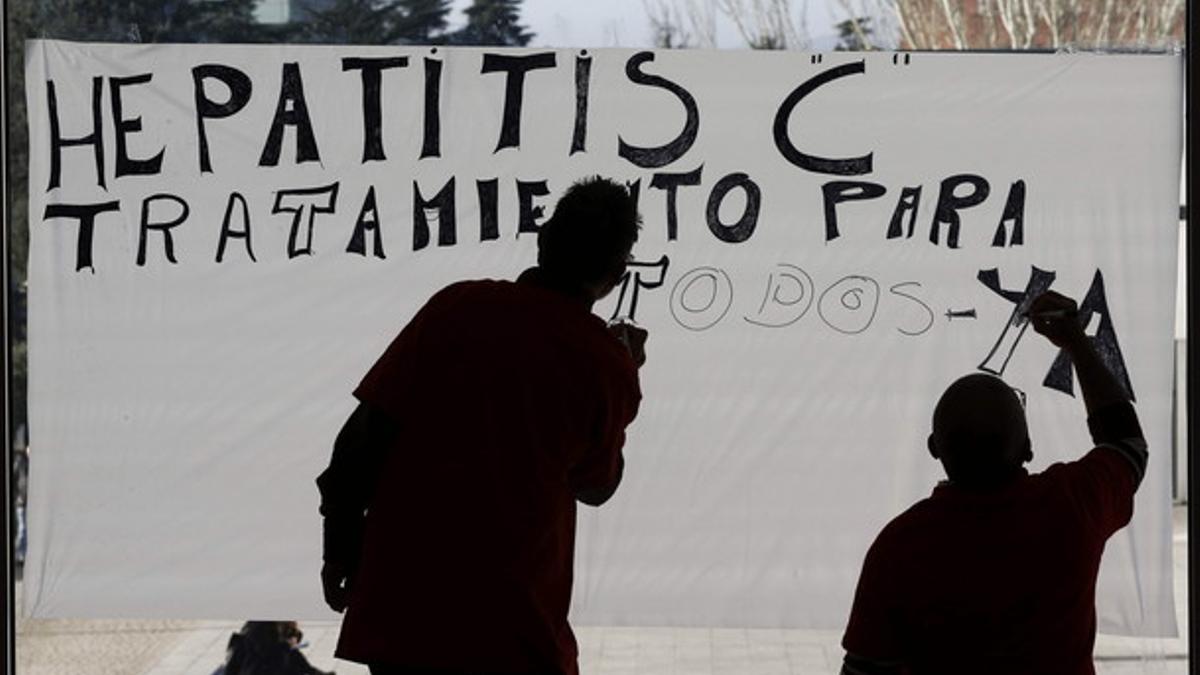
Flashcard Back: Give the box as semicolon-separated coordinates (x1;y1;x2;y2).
843;528;904;664
567;341;641;502
1056;446;1138;538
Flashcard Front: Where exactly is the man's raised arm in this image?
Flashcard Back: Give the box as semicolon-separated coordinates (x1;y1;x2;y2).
1028;290;1147;485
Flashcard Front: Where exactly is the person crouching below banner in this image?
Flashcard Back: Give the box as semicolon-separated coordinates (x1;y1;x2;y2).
841;290;1147;675
316;176;647;675
216;621;334;675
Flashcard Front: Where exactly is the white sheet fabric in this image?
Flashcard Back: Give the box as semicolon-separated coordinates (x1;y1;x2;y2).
24;41;1182;636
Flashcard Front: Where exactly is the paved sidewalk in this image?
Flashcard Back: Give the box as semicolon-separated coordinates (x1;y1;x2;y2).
15;507;1191;674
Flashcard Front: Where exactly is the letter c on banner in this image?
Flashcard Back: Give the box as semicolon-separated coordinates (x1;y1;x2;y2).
773;61;872;176
670;267;734;331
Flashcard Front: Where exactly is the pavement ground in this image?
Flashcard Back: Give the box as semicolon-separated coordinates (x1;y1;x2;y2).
14;507;1192;675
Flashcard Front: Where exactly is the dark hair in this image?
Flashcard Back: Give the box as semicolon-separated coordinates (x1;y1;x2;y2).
537;176;641;287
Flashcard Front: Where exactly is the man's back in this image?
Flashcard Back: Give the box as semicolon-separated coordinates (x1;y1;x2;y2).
843;444;1140;675
337;278;640;673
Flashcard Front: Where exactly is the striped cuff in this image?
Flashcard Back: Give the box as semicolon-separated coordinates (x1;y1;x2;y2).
1087;401;1147;488
1097;437;1149;489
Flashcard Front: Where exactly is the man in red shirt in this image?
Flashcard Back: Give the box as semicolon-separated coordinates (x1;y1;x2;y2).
842;291;1147;675
317;177;646;675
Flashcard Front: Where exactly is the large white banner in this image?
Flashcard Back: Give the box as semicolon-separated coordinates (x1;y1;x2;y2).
24;40;1182;636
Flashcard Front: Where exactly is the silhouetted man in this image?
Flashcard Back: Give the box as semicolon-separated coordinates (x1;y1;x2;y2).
841;290;1147;675
316;176;646;675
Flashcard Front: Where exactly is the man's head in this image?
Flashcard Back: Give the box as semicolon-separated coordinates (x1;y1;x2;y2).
537;176;641;300
928;373;1033;489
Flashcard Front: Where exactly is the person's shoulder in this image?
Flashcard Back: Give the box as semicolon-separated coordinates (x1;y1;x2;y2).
419;278;510;312
433;278;502;299
869;497;937;553
1032;447;1142;536
893;494;939;524
1038;444;1143;487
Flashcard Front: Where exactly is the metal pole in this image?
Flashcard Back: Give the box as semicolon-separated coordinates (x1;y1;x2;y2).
1186;1;1196;672
1;0;13;669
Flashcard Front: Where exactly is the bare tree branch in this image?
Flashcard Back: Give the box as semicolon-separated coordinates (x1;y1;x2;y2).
715;0;810;49
879;0;1181;50
936;0;965;48
644;0;714;48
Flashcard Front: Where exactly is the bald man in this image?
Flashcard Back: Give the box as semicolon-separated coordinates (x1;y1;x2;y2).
841;291;1147;675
